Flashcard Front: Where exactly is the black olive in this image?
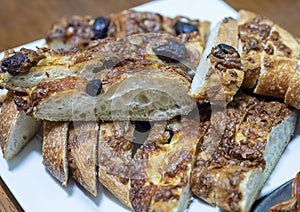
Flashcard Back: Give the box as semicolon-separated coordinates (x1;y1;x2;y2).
93;16;110;40
86;79;102;97
92;59;118;73
174;20;199;35
212;43;239;58
135;121;152;133
1;53;28;76
153;39;186;63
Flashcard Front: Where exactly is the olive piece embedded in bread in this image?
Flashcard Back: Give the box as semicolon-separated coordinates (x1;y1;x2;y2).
86;79;102;97
135;121;152;133
153;39;187;63
93;16;110;40
92;58;118;73
174;20;199;35
212;43;240;59
0;48;45;76
1;53;28;76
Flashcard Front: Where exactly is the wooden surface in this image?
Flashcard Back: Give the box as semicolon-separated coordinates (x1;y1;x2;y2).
0;0;300;211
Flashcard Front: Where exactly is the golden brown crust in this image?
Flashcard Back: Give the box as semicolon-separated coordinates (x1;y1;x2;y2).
192;45;244;104
0;91;19;137
46;9;210;49
192;93;294;211
109;10;209;41
130;118;204;212
217;18;239;47
98;121;135;208
1;32;202;92
214;166;250;211
0;92;23;158
240;53;261;89
68;121;99;196
238;10;274;89
253;21;300;99
254;56;298;98
42;121;69;186
285;67;300;109
265;25;300;58
0;91;40;160
239;9;300;98
191;18;244;105
46;15;94;48
192;93;258;206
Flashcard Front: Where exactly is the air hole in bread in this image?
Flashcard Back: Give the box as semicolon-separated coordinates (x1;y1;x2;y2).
137;94;150;104
79;113;86;119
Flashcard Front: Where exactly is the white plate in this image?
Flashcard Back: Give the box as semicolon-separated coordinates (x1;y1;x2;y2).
1;0;300;211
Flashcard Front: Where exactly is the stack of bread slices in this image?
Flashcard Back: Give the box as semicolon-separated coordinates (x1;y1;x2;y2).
0;9;299;212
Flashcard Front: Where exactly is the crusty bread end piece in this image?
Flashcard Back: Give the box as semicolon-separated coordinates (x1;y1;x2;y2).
98;121;135;208
0;91;41;160
42;121;69;186
266;24;300;59
254;55;298;98
238;9;300;102
238;10;274;89
253;22;300;98
285;67;300;109
68;121;99;196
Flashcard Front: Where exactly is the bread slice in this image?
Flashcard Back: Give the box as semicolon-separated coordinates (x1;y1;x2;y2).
46;9;210;49
42;121;69;186
190;17;244;105
68;121;99;196
238;10;300;108
191;93;297;212
254;55;298;98
108;10;210;43
264;24;300;58
97;118;206;211
253;23;300;98
238;10;300;100
46;15;94;49
191;92;258;206
285;67;300;109
19;62;196;121
237;10;275;89
0;32;203;92
130;117;206;212
98;121;135;208
0;91;41;160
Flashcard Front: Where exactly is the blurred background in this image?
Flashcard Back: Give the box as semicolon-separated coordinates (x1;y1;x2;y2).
0;0;299;51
